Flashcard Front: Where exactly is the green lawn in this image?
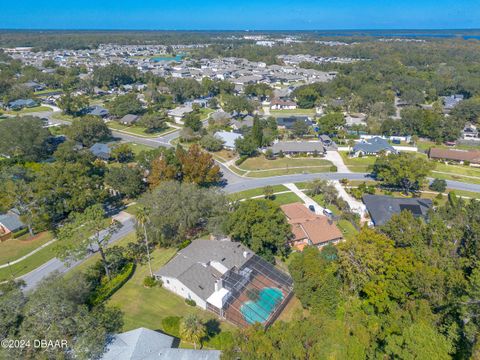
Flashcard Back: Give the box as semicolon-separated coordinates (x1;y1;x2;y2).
108;121;174;138
5;106;52;115
0;232;54;265
337;220;358;241
246;167;332;178
339;152;375;173
0;243;57;281
239;156;332;171
271;192;303;205
128;142;155;156
430;162;480;184
229;185;289;201
417;140;480;152
270;108;316;116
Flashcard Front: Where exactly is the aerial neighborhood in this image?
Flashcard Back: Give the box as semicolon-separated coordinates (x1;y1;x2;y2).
1;29;480;360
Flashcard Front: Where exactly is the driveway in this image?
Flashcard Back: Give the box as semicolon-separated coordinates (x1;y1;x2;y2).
324;151;351;173
330;180;367;220
284;183;325;214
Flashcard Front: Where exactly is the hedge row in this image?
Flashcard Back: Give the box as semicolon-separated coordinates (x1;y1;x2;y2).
90;262;136;305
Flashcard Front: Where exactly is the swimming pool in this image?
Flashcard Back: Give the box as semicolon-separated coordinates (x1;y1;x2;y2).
240;287;284;324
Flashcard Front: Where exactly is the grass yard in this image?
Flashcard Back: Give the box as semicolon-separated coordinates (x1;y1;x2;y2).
0;232;54;265
270;108;316;116
339;152;375;173
270;192;303;205
239;156;332;171
0;243;57;281
127;142;155;156
212;149;236;163
108;121;174;138
5;106;52;115
337;220;359;241
417;140;480;152
229;185;289;201
430;162;480;184
245;167;332;178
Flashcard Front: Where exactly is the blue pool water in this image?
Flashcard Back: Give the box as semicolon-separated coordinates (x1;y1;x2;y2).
151;54;184;62
240;287;284;324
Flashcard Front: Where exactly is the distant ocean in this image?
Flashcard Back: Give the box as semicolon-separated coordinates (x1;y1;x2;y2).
310;30;480;40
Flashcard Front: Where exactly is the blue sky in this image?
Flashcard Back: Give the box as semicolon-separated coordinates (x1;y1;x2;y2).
2;0;479;30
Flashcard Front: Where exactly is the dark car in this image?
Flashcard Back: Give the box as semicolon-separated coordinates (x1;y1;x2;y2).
308;205;315;212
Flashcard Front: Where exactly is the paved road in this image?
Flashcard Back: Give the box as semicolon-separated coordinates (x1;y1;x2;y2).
19;216;135;292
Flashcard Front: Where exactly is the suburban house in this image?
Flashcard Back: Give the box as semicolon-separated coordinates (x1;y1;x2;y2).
276;116;313;130
281;203;343;251
86;105;110;118
462;123;479;141
269;141;325;155
101;327;220;360
167;105;193;123
345;113;367;127
23;81;45;92
443;94;464;113
231;115;254;131
8;99;37;110
429;148;480;165
119;114;140;125
363;194;433;226
352;137;397;157
0;210;26;241
270;99;297;110
89;143;111;160
214;131;243;150
155;239;293;328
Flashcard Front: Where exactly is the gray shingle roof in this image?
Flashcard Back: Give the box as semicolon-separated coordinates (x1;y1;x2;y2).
363;194;433;226
101;327;221;360
155;239;253;301
269;141;325;154
0;211;25;232
353;137;396;154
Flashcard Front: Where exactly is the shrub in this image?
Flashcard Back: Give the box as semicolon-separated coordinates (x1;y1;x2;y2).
162;316;181;337
143;276;158;288
340;178;349;185
178;239;192;250
206;331;235;350
429;178;447;193
235;155;249;166
89;262;135;305
329;165;338;172
13;228;29;238
185;298;197;307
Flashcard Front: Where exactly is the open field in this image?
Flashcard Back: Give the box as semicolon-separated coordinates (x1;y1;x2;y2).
0;232;53;265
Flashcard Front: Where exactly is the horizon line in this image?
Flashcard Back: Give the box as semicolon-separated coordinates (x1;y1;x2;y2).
0;28;479;32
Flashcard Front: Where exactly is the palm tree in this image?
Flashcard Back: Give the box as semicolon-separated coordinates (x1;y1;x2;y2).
180;314;206;350
136;206;153;277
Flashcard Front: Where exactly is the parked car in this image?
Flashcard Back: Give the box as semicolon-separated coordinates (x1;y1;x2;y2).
308;205;315;212
323;208;333;217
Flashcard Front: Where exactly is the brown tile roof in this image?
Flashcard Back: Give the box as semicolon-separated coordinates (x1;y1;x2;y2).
429;148;480;164
281;203;343;249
